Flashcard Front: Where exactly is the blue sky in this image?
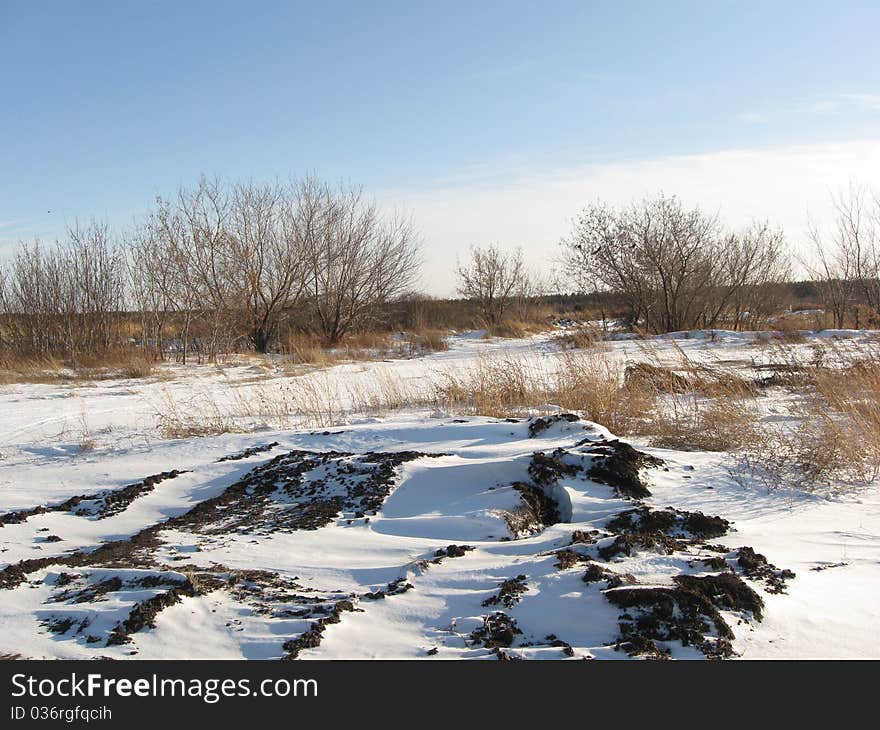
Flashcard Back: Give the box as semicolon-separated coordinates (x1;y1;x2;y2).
2;1;880;293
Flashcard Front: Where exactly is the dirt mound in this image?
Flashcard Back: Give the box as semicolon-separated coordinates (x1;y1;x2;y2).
735;547;795;594
606;586;735;659
555;549;592;569
673;573;764;620
582;563;637;588
606;506;730;539
470;612;521;648
482;575;528;608
511;481;561;529
528;413;580;438
528;449;580;486
570;529;600;545
432;544;475;561
583;440;664;499
598;532;687;560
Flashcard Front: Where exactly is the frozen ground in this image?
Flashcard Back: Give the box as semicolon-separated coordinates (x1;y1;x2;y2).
1;329;879;659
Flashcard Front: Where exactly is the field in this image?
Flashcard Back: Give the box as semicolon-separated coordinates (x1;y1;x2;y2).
1;327;879;659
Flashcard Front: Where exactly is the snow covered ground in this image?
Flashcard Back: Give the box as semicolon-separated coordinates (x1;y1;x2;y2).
1;329;879;659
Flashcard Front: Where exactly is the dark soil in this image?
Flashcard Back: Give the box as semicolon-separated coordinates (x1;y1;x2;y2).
56;576;124;604
735;547;796;594
570;529;600;545
282;599;357;659
169;449;445;535
583;440;664;499
606;586;735;659
528;449;580;487
555;550;592;569
106;581;198;646
673;573;764;620
433;544;475;562
482;575;528;608
528;413;580;438
511;481;561;528
362;577;414;600
216;442;279;462
470;612;521;649
0;470;185;526
582;564;637;588
606;506;730;539
598;532;687;560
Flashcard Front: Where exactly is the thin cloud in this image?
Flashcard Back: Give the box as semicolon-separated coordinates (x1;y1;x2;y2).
739;92;879;124
844;93;880;111
382;138;880;296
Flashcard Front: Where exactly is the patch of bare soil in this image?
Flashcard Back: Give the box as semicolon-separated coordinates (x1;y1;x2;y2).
606;586;735;659
582;439;664;499
528;413;580;438
169;449;446;535
606;505;730;539
734;547;796;593
470;612;521;649
582;563;637;589
528;448;580;487
0;470;186;526
282;599;357;659
432;544;475;562
482;575;528;608
2;448;448;656
216;442;279;462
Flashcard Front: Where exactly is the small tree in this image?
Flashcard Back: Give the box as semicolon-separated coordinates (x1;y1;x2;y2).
807;185;880;328
559;194;790;333
456;245;529;326
297;178;421;345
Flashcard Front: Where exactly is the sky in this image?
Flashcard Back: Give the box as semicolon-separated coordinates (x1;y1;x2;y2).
2;0;880;294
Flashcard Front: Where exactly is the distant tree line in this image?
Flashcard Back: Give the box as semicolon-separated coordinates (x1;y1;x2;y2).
0;177;421;362
3;183;880;364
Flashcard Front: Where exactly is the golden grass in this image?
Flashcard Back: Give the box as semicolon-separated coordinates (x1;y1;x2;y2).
405;329;450;354
0;348;154;384
552;325;601;350
146;330;880;492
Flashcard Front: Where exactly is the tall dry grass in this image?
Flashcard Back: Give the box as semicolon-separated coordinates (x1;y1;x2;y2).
149;330;880;493
0;347;154;384
735;354;880;490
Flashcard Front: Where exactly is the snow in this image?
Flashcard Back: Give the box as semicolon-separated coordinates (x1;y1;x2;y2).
1;329;879;659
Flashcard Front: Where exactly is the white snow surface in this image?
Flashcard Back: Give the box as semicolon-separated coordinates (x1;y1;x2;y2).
1;329;879;659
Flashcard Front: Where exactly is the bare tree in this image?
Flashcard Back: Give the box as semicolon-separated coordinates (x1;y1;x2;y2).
0;222;125;361
560;194;790;333
297;179;421;344
227;182;308;352
806;185;880;328
456;245;530;326
714;223;790;330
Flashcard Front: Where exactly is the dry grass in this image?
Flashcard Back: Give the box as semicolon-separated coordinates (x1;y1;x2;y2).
283;332;343;367
149;329;880;493
153;386;237;439
0;348;154;384
434;350;650;432
436;354;549;418
405;329;450;355
733;343;880;490
552;325;601;350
